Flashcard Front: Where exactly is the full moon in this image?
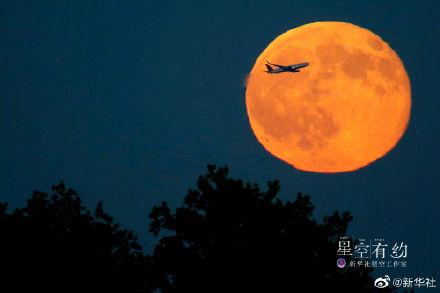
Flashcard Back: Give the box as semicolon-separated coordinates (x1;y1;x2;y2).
245;22;411;173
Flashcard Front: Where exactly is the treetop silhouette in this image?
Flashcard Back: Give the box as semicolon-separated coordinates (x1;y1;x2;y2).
0;182;147;293
148;164;395;292
0;166;401;292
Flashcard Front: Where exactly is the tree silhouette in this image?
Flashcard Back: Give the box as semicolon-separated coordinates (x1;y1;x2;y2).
0;167;409;292
0;182;148;293
148;164;396;292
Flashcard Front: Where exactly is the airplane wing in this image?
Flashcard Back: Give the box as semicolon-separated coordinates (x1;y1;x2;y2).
289;62;309;69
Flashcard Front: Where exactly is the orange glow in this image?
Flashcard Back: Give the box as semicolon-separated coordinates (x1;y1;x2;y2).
245;22;411;173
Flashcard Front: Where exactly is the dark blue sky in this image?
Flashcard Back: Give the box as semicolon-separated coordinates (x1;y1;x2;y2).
1;0;439;280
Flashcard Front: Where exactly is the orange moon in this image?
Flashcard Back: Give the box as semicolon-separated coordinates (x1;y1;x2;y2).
245;22;411;173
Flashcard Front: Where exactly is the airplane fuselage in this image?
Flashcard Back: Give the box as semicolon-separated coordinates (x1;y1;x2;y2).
265;61;309;74
265;67;300;74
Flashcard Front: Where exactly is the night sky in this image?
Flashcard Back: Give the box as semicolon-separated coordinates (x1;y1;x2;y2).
1;1;439;280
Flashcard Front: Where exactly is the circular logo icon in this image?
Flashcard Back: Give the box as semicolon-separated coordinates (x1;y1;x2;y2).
374;275;390;288
337;258;346;268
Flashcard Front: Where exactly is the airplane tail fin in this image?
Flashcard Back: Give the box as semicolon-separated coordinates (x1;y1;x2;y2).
265;64;273;72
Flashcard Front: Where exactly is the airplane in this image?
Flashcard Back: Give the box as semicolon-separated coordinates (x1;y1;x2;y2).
264;60;309;74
